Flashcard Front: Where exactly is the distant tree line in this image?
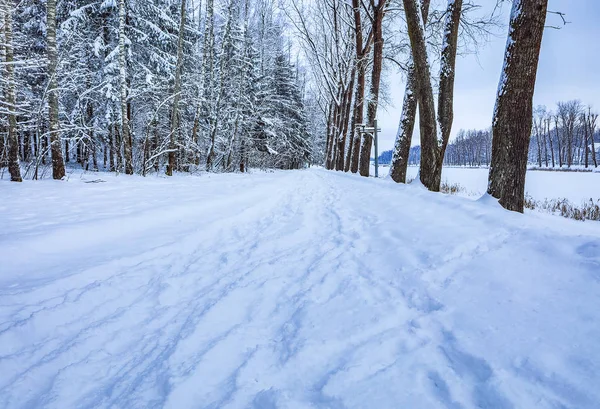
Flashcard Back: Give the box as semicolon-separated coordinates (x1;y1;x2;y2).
441;101;600;168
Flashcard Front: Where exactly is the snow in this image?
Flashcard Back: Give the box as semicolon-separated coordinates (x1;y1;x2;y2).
1;169;600;408
401;166;600;202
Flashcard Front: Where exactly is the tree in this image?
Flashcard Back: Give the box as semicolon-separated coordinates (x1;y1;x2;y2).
389;0;430;183
346;0;372;173
358;0;388;177
47;0;66;179
557;100;582;168
2;1;22;181
167;0;187;176
400;0;463;191
118;0;133;175
488;0;548;213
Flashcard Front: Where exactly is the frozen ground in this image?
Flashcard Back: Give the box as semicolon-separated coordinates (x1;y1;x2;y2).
1;168;600;409
395;165;600;202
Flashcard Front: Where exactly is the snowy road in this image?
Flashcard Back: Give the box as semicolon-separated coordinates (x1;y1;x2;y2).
1;169;600;409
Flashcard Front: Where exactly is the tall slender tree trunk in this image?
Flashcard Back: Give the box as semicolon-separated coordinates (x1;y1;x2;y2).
336;72;354;171
325;102;334;167
358;0;386;177
431;0;462;189
543;122;549;167
389;0;430;183
589;111;598;168
349;58;366;174
555;116;562;167
583;114;589;168
3;3;22;181
47;0;66;179
399;0;461;190
327;96;340;170
547;118;555;167
402;0;436;187
347;0;371;174
119;0;133;174
488;0;548;212
206;0;231;171
167;0;187;176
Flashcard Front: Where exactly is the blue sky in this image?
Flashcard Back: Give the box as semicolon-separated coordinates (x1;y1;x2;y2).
377;0;600;151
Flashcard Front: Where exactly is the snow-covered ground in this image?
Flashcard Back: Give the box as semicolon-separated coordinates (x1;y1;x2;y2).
1;169;600;409
399;166;600;202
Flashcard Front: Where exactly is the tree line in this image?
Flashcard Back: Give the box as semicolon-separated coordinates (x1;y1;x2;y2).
3;0;570;213
297;0;566;212
0;0;318;182
441;102;599;168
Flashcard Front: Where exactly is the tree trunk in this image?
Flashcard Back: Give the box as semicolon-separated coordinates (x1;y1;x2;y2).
349;60;366;174
583;114;589;168
589;111;598;168
401;0;440;189
547;118;554;167
47;0;66;180
389;0;430;183
542;121;549;167
327;97;340;170
347;0;371;174
336;72;354;171
325;102;334;167
119;0;133;174
555;116;562;167
432;0;462;188
488;0;548;213
358;0;386;177
3;3;22;181
167;0;187;176
206;0;233;171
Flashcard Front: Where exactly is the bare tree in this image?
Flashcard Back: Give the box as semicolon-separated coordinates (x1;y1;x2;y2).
358;0;388;177
347;0;373;173
288;0;355;171
557;100;582;168
585;107;598;168
488;0;548;212
389;0;430;183
400;0;463;190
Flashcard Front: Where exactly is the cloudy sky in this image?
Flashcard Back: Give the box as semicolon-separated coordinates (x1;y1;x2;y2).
376;0;600;152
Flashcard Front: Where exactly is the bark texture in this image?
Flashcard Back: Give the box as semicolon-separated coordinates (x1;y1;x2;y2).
358;0;386;177
119;0;133;174
488;0;548;213
47;0;66;179
400;0;461;191
348;0;370;174
401;0;437;188
167;0;187;176
3;3;22;181
389;0;430;183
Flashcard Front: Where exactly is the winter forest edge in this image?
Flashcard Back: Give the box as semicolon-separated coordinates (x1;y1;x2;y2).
1;0;598;213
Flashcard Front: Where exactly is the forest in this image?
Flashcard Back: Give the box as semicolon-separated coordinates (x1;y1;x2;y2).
0;0;588;213
0;0;318;181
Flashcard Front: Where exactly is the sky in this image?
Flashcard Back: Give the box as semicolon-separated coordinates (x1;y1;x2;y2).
376;0;600;152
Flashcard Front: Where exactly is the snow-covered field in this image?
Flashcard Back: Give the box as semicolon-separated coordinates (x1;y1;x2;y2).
1;169;600;409
397;166;600;202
